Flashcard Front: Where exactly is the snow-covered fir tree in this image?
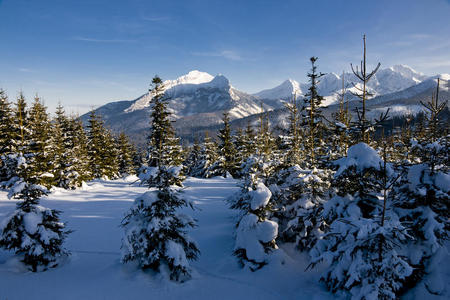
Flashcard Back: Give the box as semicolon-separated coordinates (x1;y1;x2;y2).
309;143;414;299
229;155;279;271
0;156;70;272
389;83;449;294
121;164;199;282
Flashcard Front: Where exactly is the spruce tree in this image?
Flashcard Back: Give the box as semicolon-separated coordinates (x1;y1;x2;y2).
86;110;118;179
117;132;136;177
0;89;15;155
70;116;92;183
0;90;20;186
309;143;413;299
50;104;81;189
13;92;29;152
86;110;104;178
0;155;70;272
283;96;303;167
217;111;237;177
146;76;183;168
140;76;184;186
301;57;327;167
27;95;53;188
121;164;199;281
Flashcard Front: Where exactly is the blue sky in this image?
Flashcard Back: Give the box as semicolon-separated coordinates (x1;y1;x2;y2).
0;0;449;114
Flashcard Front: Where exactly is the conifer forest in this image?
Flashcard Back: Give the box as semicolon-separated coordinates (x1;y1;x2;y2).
0;2;449;299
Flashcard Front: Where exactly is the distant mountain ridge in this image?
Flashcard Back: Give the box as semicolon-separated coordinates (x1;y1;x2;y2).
81;66;449;146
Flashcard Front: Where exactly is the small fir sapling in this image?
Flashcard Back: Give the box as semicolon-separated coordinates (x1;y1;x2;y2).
121;165;199;281
0;179;70;272
229;156;279;271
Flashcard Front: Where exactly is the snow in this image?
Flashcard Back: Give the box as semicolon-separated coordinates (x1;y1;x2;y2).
23;211;42;235
0;177;333;300
435;172;450;192
334;143;393;177
253;79;302;100
235;213;278;263
166;240;189;268
249;182;272;210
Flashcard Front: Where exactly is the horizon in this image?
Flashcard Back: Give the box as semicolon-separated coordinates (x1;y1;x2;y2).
1;0;450;115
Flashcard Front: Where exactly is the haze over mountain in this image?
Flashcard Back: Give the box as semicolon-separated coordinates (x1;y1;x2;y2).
82;65;449;145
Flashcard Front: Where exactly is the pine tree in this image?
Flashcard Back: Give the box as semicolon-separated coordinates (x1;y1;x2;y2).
121;164;199;281
86;110;118;179
117;132;136;177
101;130;120;179
27;95;53;188
330;72;351;159
301;57;327;167
146;76;183;168
0;89;15;155
0;90;20;186
243;122;256;159
70;116;92;183
86;110;104;178
50;104;82;189
283;96;303;167
217;111;237;177
13;92;29;152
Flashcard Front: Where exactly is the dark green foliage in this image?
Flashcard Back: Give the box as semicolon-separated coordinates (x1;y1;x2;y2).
217;111;237;177
117;132;137;176
86;110;119;179
27;96;53;188
146;76;183;168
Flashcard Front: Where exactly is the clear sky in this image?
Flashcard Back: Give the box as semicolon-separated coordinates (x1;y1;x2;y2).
0;0;449;114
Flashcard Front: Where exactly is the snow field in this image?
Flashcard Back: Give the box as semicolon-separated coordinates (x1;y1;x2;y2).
0;177;332;300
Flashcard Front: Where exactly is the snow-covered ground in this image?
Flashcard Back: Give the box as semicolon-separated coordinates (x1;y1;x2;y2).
0;177;333;300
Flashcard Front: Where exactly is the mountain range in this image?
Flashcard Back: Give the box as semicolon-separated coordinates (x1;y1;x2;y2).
81;65;449;146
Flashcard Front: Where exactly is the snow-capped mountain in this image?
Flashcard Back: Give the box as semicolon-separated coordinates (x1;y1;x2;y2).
124;70;265;119
82;66;448;145
253;65;429;107
253;79;302;103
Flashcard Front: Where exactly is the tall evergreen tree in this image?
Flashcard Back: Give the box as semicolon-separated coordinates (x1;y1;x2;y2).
146;76;183;168
27;95;53;188
70;116;92;183
217;111;237;177
117;132;136;176
0;89;15;155
301;57;327;167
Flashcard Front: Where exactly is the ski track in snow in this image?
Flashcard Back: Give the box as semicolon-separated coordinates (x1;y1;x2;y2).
0;178;332;299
